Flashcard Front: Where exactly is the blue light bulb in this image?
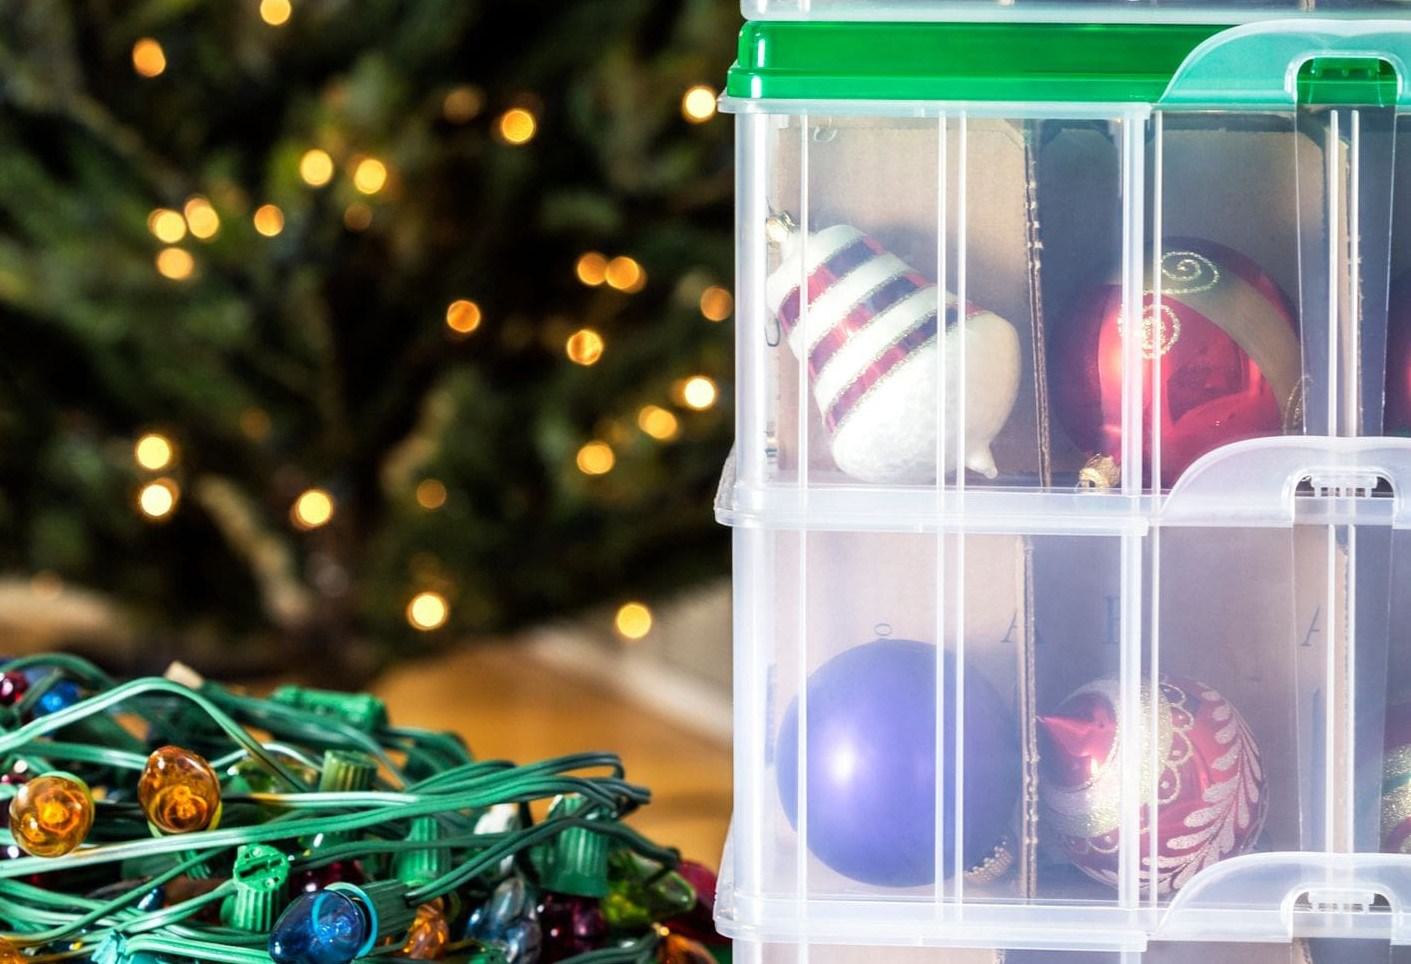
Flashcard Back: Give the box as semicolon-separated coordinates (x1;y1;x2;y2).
269;890;369;964
33;679;80;717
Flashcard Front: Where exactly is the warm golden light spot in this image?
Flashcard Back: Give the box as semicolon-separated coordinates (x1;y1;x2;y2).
680;375;718;411
134;433;175;471
260;0;292;26
498;108;537;145
637;405;679;441
415;479;448;510
575;441;615;476
183;197;220;240
299;149;334;187
155;248;195;281
252;204;285;237
352;157;388;195
604;256;643;292
615;602;653;640
565;328;604;366
445;299;481;336
138;479;179;519
407;591;449;631
343;203;373;231
699;285;733;322
291;488;334;530
443;86;484;124
148;209;187;244
132;39;167;78
681;85;718;124
575;252;607;287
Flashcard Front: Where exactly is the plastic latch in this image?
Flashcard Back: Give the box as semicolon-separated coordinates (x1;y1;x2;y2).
1305;471;1384;498
1299;888;1380;913
1297;56;1397;106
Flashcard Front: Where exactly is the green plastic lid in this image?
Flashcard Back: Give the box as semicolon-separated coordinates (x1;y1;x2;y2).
724;20;1410;106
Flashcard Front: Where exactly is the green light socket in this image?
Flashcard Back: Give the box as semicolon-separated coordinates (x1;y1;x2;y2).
224;843;289;932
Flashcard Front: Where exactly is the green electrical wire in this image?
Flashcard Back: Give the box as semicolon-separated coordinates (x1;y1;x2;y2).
0;657;705;964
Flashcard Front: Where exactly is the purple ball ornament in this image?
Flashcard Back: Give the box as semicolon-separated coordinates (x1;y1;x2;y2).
776;637;1020;887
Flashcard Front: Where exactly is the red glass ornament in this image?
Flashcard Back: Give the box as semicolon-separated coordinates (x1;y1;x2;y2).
661;861;725;946
536;892;607;963
1385;273;1411;436
294;860;364;894
1039;675;1266;897
0;673;28;707
1054;239;1301;488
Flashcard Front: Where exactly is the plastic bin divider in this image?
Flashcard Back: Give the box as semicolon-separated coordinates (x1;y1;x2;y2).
934;110;952;907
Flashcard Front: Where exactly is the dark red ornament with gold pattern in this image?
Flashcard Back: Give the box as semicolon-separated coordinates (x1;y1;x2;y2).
1053;238;1302;488
1039;675;1266;897
1382;698;1411;853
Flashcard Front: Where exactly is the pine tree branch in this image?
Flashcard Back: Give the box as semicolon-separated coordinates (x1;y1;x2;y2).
191;476;314;633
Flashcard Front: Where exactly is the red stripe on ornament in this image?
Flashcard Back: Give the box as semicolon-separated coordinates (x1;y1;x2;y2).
807;272;929;377
777;236;886;334
824;312;938;433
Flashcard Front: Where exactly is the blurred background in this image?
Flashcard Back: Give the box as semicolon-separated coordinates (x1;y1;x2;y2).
0;0;738;860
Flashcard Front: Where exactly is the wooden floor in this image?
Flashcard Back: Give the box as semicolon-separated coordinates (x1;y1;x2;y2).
373;641;733;866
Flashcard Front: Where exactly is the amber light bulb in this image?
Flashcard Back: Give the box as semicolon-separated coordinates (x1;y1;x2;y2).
138;746;222;834
9;772;94;857
401;901;451;960
0;937;23;964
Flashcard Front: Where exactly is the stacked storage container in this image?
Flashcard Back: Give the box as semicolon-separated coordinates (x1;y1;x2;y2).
716;1;1411;961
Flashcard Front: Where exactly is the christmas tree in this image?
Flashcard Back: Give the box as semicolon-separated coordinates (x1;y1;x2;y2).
0;0;738;676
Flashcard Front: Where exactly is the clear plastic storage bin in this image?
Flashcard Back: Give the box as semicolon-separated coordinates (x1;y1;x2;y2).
717;10;1411;955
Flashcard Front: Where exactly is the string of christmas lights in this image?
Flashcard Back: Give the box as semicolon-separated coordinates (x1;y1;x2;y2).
0;655;724;964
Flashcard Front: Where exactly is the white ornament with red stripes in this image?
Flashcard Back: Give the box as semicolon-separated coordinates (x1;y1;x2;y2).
766;221;1020;483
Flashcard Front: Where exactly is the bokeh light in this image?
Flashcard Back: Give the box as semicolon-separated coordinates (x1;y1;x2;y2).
681;85;718;124
134;433;175;471
604;256;643;292
699;285;733;322
576;441;615;476
343;203;373;231
615;602;653;640
155;248;195;281
415;479;448;510
565;329;604;366
260;0;292;26
138;479;179;520
497;108;537;145
443;86;484;124
253;204;285;237
637;405;679;441
148;209;186;244
445;300;481;336
291;489;335;530
352;158;388;195
575;252;607;287
299;149;334;187
183;197;220;240
679;375;717;411
407;591;449;631
132;39;166;78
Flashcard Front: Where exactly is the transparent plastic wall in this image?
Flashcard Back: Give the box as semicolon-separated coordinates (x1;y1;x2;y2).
732;942;1411;964
722;100;1411;949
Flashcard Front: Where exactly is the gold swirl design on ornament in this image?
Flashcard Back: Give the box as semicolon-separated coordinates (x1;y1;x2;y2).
1117;303;1181;360
1159;250;1220;296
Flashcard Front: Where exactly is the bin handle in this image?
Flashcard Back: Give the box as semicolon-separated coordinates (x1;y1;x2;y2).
1161;19;1411;108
